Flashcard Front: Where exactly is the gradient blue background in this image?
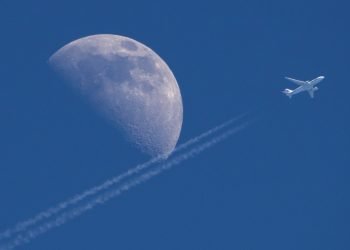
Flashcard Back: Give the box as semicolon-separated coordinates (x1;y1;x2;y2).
0;0;349;249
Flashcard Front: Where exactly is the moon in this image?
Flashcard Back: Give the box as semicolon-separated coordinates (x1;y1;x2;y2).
49;34;183;158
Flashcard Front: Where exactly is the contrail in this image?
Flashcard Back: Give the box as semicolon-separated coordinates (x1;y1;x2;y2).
0;119;252;250
0;114;246;242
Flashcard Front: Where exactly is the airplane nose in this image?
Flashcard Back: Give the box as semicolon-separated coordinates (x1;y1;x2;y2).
319;76;325;79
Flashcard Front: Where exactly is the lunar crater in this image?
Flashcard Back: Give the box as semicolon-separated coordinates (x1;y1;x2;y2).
120;40;138;51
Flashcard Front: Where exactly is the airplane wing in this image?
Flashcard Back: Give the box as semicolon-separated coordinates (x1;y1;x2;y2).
285;77;306;86
308;90;314;98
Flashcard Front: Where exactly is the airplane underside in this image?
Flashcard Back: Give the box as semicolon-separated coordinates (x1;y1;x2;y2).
283;76;323;99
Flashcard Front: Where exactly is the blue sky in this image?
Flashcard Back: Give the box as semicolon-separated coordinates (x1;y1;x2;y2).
0;0;349;249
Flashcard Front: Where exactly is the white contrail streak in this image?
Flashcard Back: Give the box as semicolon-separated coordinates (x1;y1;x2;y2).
0;114;246;242
0;120;252;250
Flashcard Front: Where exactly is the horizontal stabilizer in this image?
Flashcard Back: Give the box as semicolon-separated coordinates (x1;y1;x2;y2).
282;89;293;98
282;89;292;94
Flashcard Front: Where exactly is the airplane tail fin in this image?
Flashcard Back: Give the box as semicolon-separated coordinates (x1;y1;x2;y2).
282;89;293;98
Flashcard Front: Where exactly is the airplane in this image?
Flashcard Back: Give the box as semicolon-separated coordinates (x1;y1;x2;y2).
282;76;325;98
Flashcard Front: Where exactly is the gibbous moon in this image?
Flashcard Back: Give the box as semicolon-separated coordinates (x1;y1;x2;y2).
49;34;183;157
